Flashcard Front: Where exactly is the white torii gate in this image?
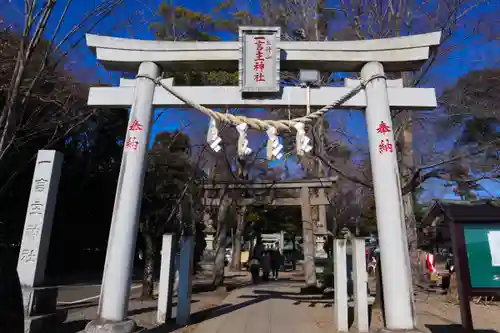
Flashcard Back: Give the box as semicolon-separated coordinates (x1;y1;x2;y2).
83;28;440;333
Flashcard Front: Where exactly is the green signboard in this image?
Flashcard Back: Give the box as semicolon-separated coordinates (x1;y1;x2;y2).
464;224;500;288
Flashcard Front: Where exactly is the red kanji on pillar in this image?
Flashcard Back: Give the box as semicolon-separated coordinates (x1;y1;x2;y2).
378;139;393;154
129;120;144;131
125;136;139;150
376;121;391;135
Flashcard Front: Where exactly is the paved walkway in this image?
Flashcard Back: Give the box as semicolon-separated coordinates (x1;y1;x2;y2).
58;270;500;333
182;279;336;333
170;276;500;333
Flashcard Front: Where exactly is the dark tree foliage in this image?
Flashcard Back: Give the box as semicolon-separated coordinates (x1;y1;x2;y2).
0;28;129;283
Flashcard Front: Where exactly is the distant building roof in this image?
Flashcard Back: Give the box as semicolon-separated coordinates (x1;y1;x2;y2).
422;199;500;227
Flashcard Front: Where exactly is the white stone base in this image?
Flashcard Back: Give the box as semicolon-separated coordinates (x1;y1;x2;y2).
22;286;65;333
83;318;136;333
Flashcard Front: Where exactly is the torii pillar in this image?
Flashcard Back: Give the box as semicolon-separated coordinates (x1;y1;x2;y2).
85;62;161;333
362;62;415;331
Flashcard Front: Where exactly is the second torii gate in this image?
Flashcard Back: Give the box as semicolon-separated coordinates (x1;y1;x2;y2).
202;176;337;285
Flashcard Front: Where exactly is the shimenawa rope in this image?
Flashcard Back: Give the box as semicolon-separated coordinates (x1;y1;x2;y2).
135;74;386;132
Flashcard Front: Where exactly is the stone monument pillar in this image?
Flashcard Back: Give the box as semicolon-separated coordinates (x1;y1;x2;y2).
157;233;175;324
17;150;65;332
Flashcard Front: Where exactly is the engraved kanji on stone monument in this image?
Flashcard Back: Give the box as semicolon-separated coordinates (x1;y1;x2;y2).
17;150;63;288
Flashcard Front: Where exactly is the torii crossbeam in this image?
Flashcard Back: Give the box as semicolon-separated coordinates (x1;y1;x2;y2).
88;77;436;109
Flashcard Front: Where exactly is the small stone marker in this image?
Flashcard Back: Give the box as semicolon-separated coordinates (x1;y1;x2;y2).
17;150;64;333
157;233;175;324
334;239;348;333
352;238;370;332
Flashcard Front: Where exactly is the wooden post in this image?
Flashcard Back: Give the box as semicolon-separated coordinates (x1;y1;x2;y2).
300;186;316;287
450;221;473;331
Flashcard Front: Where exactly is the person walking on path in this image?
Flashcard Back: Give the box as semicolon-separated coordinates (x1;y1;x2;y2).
253;237;265;260
249;239;264;284
249;256;260;284
261;251;271;282
270;248;282;280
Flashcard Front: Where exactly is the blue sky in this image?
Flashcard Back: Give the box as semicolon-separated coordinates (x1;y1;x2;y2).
3;0;499;201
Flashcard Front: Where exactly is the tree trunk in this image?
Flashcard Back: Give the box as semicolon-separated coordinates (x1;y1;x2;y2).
212;199;230;286
301;186;316;287
141;233;157;299
399;73;420;286
375;253;386;326
0;57;25;157
230;206;247;271
404;188;420;284
399;114;420;287
397;72;419;326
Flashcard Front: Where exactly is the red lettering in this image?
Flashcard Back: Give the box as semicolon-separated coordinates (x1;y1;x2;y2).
254;72;265;82
254;61;265;71
125;136;139;150
378;139;393;154
256;50;264;61
376;121;391;135
129;120;144;131
252;36;269;83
